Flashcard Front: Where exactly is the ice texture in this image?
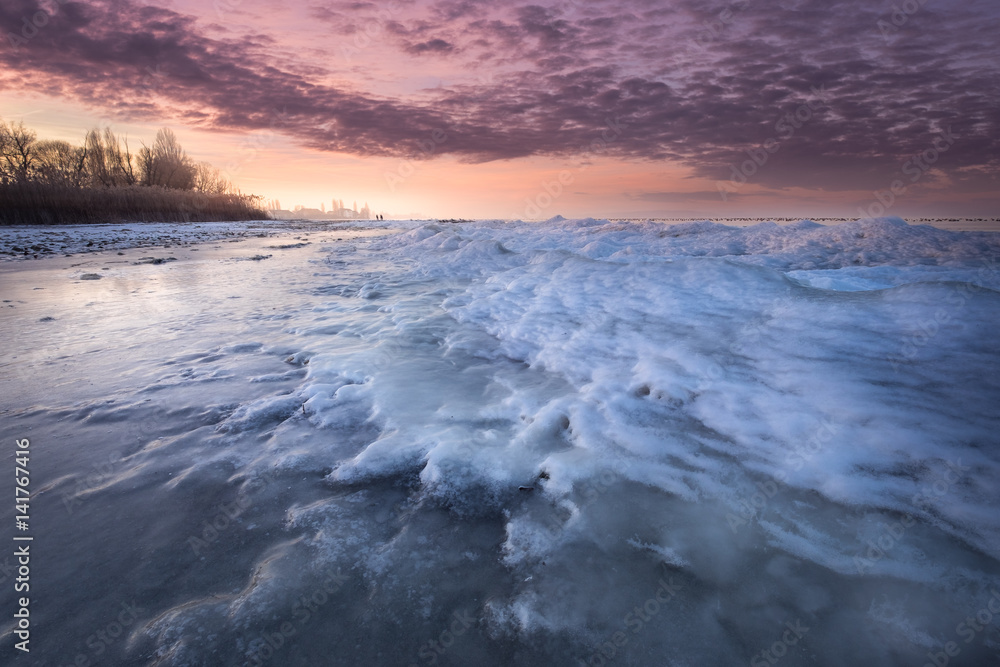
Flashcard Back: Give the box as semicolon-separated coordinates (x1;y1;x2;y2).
1;217;998;666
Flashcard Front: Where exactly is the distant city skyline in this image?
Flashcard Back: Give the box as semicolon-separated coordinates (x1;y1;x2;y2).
267;199;378;220
2;0;998;219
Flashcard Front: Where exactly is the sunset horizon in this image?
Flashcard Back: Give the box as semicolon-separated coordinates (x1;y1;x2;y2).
3;0;998;220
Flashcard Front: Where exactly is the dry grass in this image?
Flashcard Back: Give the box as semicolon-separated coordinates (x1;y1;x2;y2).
0;182;270;225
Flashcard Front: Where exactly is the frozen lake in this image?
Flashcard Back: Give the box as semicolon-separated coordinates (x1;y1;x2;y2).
1;217;999;666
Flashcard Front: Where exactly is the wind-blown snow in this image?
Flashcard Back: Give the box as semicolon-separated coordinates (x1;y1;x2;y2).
2;217;998;666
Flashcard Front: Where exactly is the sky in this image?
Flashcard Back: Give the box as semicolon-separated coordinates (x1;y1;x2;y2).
2;0;998;219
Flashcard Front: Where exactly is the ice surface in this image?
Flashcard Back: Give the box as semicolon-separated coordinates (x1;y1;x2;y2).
1;217;998;666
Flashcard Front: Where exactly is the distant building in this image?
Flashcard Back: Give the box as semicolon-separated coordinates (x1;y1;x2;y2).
265;203;371;220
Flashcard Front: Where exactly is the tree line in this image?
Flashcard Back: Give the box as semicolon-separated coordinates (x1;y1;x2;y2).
0;120;232;194
0;120;268;225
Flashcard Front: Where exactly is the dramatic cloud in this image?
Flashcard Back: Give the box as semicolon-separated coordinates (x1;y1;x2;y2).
3;0;998;192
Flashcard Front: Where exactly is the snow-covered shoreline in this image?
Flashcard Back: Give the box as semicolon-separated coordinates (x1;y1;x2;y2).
1;216;997;261
0;218;397;260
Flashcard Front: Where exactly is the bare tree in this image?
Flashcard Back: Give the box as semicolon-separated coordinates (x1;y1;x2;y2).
138;142;155;187
0;120;10;184
0;120;38;183
86;128;139;187
0;120;236;198
34;140;88;186
138;128;195;189
193;161;230;194
105;128;137;186
84;129;111;186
